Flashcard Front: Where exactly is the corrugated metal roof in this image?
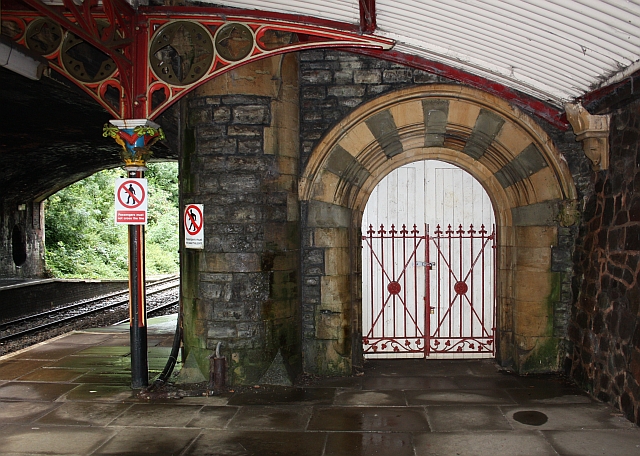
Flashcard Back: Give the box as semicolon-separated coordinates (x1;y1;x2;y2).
204;0;640;106
207;0;361;24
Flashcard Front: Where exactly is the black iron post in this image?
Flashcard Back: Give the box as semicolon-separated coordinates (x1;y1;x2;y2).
128;168;148;389
104;119;164;389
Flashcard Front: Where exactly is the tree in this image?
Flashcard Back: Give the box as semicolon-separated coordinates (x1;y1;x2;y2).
45;162;179;278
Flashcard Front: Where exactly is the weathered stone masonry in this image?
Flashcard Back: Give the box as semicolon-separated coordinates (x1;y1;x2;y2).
0;202;44;278
298;50;588;376
180;54;301;385
570;97;640;425
299;50;452;166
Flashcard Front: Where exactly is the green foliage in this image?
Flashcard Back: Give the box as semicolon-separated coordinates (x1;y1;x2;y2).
45;162;179;278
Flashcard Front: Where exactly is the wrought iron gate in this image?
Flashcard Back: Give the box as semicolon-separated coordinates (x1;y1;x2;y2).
362;223;496;357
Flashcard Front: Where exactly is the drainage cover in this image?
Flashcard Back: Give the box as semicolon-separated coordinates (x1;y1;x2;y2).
513;410;548;426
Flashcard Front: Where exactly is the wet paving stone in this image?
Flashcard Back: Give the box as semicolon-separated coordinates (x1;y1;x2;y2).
453;375;524;389
227;405;312;431
2;321;638;456
406;389;516;405
0;381;78;401
0;360;52;380
364;359;500;378
227;386;335;405
8;343;83;361
0;401;59;424
0;424;117;455
364;359;432;377
307;375;363;389
54;333;115;346
334;389;407;406
48;355;131;371
93;427;201;456
413;431;558;456
308;406;430;432
186;405;239;429
90;336;130;347
513;374;577;389
18;367;84;382
64;383;135;402
72;372;132;384
110;403;202;427
147;347;173;357
325;432;415;456
36;402;131;426
505;386;592;405
183;430;325;456
427;405;512;432
151;334;178;348
542;429;640;456
363;376;458;391
74;346;131;357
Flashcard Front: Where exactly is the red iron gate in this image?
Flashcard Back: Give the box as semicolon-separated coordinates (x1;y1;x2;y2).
362;223;496;357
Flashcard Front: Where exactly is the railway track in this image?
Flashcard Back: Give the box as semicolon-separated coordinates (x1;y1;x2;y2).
0;275;179;351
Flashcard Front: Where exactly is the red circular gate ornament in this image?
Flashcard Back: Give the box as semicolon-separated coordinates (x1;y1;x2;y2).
454;281;468;295
387;281;401;295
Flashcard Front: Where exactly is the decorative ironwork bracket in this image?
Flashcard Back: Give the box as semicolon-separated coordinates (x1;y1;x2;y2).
2;1;394;120
565;102;611;171
103;119;164;167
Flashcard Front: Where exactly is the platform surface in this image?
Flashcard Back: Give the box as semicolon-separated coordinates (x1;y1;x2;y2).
0;316;638;456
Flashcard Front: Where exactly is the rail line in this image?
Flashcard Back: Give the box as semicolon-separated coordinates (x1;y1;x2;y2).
0;275;179;343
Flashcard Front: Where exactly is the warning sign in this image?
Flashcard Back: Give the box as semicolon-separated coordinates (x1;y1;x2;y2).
115;178;148;225
184;204;204;249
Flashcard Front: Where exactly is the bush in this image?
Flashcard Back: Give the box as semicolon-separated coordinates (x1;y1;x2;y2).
45;162;179;278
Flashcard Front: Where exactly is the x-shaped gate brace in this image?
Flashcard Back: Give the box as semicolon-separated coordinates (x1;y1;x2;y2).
428;224;495;354
363;224;427;349
2;0;394;120
363;223;496;356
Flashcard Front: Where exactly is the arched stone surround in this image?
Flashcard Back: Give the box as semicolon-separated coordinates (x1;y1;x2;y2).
300;84;578;375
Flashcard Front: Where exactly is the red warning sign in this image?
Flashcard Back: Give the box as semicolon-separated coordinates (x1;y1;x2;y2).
184;204;204;249
115;178;147;225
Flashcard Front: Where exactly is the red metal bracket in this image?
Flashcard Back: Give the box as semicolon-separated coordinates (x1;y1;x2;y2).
2;1;568;128
2;1;393;120
359;0;376;34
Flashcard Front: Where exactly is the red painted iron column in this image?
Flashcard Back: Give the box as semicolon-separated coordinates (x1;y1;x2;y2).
104;119;164;389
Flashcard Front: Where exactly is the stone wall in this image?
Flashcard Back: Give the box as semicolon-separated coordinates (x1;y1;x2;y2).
0;201;45;278
298;50;588;375
180;54;301;385
300;50;452;167
569;98;640;425
0;279;129;320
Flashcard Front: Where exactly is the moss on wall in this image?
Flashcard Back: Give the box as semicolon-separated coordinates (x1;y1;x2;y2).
520;272;562;373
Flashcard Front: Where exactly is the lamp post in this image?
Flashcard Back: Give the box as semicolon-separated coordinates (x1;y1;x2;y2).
103;119;164;389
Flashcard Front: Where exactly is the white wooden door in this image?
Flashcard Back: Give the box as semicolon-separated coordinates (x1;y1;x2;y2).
362;160;495;359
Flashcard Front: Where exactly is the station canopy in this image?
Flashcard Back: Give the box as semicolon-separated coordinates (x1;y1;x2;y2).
202;0;640;107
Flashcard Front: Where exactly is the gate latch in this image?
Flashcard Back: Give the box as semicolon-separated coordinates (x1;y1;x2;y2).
416;261;435;268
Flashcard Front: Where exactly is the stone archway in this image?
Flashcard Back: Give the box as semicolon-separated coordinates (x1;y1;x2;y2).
299;84;577;375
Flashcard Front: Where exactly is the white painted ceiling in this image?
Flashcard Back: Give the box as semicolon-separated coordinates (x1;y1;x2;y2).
204;0;640;107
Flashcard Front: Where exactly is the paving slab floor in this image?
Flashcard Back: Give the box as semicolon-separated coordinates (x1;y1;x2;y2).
0;316;638;455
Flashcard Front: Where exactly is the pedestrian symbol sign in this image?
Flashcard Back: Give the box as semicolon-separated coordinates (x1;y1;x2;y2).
184;204;204;249
115;178;148;225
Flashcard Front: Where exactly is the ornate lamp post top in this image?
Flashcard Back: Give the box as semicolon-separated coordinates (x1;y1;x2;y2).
103;119;165;168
